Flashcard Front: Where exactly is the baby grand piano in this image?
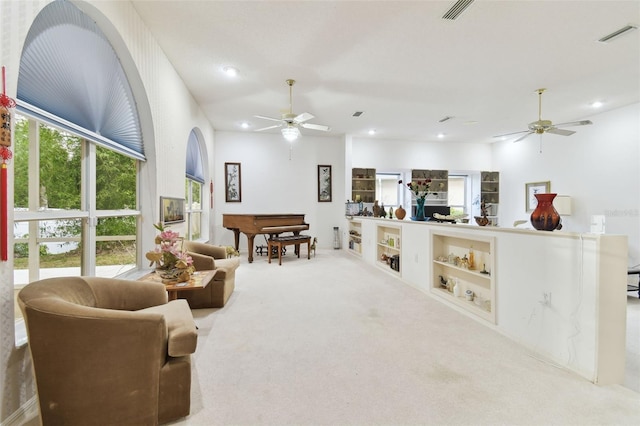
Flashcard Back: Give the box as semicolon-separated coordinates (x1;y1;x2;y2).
222;214;309;263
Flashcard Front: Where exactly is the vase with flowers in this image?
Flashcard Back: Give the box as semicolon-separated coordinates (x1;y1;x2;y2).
399;178;433;221
145;223;194;284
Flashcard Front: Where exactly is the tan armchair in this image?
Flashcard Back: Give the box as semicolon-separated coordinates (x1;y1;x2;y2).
18;276;197;425
182;241;240;308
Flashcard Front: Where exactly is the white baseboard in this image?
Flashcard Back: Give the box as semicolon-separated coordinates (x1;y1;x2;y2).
1;396;38;426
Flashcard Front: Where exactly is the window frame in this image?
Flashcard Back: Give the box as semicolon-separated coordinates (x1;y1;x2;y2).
185;178;203;241
13;114;141;285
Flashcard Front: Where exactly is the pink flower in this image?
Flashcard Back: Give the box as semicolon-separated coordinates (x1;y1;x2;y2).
160;230;180;241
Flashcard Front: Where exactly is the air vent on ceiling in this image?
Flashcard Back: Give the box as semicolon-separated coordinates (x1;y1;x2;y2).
442;0;474;20
598;24;638;42
352;111;364;117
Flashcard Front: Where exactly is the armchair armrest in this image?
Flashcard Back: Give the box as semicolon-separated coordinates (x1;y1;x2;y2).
139;300;197;357
188;252;216;271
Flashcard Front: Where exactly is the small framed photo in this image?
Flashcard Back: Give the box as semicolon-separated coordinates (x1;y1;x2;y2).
317;165;332;202
160;197;185;225
225;162;242;202
525;181;551;212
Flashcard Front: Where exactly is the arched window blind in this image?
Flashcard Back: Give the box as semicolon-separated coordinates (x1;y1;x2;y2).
186;130;204;184
16;0;144;161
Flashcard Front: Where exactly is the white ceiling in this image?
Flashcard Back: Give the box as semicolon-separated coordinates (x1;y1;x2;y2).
130;0;640;144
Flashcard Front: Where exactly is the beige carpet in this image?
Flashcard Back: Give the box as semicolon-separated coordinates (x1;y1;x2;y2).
170;249;640;426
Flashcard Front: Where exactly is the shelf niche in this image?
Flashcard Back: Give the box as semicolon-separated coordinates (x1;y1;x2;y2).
411;169;448;206
376;224;401;276
352;167;376;203
347;220;362;256
431;230;496;324
480;171;499;226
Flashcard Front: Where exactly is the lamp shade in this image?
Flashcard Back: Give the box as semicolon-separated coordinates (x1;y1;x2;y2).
554;195;572;215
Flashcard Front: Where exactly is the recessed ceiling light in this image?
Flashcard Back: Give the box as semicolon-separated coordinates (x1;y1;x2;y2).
368;129;376;135
437;133;445;138
240;122;250;129
591;101;603;108
222;66;239;77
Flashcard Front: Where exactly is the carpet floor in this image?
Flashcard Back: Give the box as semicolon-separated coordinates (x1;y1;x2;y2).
169;249;640;426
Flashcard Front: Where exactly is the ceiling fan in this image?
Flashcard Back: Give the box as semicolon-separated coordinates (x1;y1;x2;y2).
494;88;592;142
254;79;331;141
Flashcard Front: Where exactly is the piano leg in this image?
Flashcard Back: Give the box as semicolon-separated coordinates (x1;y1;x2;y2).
246;234;256;263
232;229;241;251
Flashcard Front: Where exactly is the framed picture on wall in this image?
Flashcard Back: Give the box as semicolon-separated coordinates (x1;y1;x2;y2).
525;181;551;212
160;197;185;225
225;162;242;202
318;165;332;202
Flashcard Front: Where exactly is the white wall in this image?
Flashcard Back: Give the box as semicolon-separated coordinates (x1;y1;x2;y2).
493;103;640;264
212;131;345;250
351;137;493;172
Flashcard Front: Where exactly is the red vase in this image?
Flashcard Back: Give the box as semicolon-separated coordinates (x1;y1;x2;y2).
530;193;562;231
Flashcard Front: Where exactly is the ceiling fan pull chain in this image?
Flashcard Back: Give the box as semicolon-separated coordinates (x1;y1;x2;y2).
539;134;543;153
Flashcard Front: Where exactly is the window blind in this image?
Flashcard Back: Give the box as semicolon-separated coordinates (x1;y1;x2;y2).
17;0;144;161
186;130;204;184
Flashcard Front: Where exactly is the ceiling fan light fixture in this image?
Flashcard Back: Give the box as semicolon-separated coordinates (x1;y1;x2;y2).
281;126;300;142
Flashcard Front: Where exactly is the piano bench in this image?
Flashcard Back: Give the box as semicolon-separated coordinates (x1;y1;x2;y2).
267;235;312;266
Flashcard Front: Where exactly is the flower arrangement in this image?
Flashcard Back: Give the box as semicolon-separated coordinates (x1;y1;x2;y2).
145;223;194;283
398;178;433;202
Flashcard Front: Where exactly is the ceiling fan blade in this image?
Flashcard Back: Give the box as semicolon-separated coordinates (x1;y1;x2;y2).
255;124;282;132
546;127;575;136
553;120;593;128
493;130;529;139
294;112;314;123
513;131;535;142
254;115;282;123
300;122;331;132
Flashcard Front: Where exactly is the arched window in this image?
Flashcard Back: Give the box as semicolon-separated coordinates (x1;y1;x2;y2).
185;129;205;240
13;0;143;295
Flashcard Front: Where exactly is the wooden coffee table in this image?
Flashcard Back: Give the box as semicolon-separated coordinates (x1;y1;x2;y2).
139;270;217;300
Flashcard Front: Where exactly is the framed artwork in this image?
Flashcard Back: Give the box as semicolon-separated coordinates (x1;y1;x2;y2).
318;165;332;202
160;197;185;225
225;162;242;202
525;181;551;212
